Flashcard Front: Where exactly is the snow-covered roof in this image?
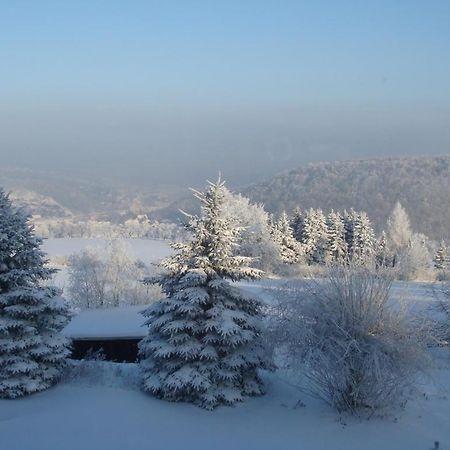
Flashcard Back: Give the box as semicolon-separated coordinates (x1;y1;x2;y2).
63;305;147;340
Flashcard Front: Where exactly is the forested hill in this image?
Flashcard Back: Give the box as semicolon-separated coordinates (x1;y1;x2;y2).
243;156;450;240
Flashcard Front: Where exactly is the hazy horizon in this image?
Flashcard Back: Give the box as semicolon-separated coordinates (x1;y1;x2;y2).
1;1;450;187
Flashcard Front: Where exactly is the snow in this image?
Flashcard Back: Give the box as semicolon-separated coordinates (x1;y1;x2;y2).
42;238;172;265
63;305;147;339
0;360;449;450
3;237;447;448
60;279;436;340
42;238;172;289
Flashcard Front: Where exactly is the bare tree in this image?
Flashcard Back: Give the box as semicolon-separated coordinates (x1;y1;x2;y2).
67;241;160;309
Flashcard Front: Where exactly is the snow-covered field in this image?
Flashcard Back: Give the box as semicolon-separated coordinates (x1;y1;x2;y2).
42;238;172;290
2;238;450;450
1;360;449;450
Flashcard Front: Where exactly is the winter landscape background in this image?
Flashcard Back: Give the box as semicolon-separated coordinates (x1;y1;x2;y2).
2;1;450;449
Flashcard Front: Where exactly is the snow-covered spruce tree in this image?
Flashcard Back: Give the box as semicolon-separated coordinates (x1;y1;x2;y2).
291;207;304;242
273;212;303;264
351;212;376;263
343;209;357;260
297;208;327;265
434;240;448;271
138;180;271;409
376;231;391;268
0;190;70;398
325;210;347;263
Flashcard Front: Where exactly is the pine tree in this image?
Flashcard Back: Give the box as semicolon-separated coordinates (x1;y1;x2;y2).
351;212;376;263
326;211;347;263
273;212;303;264
434;240;448;271
298;208;327;264
291;207;304;242
138;180;271;409
376;231;391;268
343;209;358;259
0;189;71;399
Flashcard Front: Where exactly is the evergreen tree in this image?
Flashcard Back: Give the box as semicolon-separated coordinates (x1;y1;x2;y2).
326;211;347;263
343;209;358;259
0;189;70;399
291;207;304;241
351;212;376;263
138;180;271;409
434;240;449;271
273;211;303;264
298;208;327;264
376;231;391;268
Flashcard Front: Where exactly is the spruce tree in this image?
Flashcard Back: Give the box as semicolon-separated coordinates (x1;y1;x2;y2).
274;211;303;264
291;207;304;241
0;189;70;398
351;212;376;263
434;240;448;271
138;180;271;409
298;208;324;264
376;231;391;268
326;211;347;263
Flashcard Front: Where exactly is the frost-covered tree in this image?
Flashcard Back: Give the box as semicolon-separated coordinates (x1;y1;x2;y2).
386;202;413;266
67;240;159;309
291;207;304;242
0;190;70;398
273;212;303;264
221;190;282;272
376;231;390;268
434;241;449;271
138;180;271;409
325;211;347;263
397;233;433;281
297;208;327;264
351;212;376;263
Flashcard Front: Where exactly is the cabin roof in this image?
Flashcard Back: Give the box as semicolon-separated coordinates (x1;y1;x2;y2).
63;305;148;340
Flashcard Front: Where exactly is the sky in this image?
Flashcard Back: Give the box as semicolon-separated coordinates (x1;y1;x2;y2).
1;0;450;187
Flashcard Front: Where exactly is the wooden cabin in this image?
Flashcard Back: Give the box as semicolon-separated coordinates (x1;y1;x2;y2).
63;306;147;363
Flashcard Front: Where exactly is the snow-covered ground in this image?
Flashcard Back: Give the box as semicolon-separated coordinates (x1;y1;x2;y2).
1;359;449;450
2;238;449;450
42;238;172;290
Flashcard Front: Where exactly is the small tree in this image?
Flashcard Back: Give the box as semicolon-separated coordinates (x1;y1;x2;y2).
0;189;70;398
139;179;271;409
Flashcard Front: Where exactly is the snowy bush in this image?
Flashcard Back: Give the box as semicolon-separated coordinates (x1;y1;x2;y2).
66;240;161;309
0;189;71;398
269;265;432;414
139;179;271;409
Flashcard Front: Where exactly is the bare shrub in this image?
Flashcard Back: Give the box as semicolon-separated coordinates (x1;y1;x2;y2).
269;265;432;415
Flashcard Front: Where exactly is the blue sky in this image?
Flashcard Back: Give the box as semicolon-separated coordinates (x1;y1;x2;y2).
1;1;450;185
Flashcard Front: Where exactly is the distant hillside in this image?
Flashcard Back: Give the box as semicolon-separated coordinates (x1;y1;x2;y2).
9;189;72;218
0;167;182;222
243;156;450;240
